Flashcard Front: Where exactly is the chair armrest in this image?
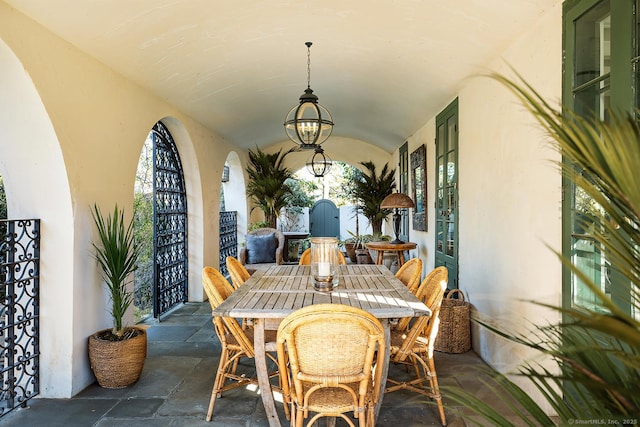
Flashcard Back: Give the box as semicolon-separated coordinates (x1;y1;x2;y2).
239;247;248;265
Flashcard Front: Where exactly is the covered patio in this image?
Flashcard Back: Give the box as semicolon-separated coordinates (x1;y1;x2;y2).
0;0;569;422
0;302;528;426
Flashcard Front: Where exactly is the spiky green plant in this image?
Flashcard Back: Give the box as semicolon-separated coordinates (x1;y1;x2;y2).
246;146;296;228
92;204;142;340
349;161;396;235
444;74;640;424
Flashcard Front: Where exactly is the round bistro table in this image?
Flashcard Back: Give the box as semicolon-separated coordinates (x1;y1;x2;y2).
365;241;417;267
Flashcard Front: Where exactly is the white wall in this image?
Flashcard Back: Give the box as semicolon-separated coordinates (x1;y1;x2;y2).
0;3;240;397
404;2;563;411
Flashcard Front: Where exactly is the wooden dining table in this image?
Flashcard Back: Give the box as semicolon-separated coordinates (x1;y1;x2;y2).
211;263;430;427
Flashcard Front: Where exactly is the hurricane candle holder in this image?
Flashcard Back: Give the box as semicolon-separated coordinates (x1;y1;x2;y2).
310;237;338;291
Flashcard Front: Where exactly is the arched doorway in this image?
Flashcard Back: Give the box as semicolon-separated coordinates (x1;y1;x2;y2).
136;122;189;319
309;199;340;237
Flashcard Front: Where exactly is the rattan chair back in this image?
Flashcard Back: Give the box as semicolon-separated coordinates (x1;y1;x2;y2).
395;257;422;294
202;266;276;422
202;267;253;355
276;303;385;427
396;266;447;332
226;256;251;290
416;266;448;350
298;248;347;265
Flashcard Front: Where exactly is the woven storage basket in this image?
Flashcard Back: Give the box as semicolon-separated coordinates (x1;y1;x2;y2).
88;327;147;389
434;289;471;353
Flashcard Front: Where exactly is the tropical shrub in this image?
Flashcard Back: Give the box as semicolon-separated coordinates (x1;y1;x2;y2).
445;74;640;423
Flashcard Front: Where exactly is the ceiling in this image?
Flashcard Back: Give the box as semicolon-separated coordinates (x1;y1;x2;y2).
4;0;559;153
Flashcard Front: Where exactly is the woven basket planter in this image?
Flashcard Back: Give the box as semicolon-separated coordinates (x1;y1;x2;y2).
88;327;147;389
434;289;471;354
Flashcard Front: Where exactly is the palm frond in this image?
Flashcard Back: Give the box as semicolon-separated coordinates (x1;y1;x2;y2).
446;73;640;421
91;204;142;338
246;146;295;227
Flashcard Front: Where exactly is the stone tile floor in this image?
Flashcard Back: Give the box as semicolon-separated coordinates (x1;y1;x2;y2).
0;302;526;426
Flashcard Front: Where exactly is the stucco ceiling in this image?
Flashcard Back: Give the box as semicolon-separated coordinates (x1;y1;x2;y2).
4;0;559;153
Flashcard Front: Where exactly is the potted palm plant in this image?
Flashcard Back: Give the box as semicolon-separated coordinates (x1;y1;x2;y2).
88;204;146;389
246;146;296;228
349;161;396;236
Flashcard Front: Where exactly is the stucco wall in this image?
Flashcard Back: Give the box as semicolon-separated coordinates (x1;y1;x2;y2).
0;3;240;397
405;1;563;410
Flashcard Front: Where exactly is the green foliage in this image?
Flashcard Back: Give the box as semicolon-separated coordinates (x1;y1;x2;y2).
349;161;396;235
248;221;270;232
285;177;315;208
246;146;296;228
327;162;360;206
91;204;142;339
0;175;6;220
445;74;640;422
133;192;153;321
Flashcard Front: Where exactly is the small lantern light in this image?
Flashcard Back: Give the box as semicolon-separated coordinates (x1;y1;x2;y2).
306;146;332;178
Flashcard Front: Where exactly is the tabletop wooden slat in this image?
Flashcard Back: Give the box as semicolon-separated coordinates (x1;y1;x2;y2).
212;264;430;320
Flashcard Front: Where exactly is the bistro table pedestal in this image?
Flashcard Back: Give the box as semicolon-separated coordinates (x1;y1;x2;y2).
366;241;417;267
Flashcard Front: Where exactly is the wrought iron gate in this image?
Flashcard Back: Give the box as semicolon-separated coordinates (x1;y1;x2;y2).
152;122;188;318
219;211;237;277
0;219;40;417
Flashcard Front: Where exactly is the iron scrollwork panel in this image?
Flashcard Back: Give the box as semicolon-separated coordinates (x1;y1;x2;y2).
153;122;188;318
219;211;237;277
0;219;40;418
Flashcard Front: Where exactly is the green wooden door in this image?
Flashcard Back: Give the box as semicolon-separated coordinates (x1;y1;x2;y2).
434;99;459;290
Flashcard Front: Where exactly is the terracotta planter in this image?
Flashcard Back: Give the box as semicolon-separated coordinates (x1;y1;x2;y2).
88;327;147;389
344;243;358;263
355;249;372;264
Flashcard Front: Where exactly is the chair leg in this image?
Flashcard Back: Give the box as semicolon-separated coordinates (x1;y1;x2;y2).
426;355;447;426
206;348;230;421
295;406;304;427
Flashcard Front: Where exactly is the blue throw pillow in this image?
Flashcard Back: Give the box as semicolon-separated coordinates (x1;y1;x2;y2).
246;233;277;264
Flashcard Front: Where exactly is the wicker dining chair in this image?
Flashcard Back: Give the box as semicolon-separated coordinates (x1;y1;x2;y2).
298;248;347;265
385;266;448;426
226;256;251;290
202;267;285;422
276;304;386;427
395;257;422;294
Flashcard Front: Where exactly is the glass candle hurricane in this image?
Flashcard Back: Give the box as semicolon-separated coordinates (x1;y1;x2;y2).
310;237;338;291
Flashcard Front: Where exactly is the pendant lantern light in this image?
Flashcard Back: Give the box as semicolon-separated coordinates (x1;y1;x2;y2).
306;146;332;178
284;42;334;150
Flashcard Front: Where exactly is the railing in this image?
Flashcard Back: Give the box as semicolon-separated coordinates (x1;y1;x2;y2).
219;211;237;277
0;219;40;418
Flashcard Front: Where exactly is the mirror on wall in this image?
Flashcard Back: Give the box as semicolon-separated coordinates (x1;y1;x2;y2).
411;144;427;231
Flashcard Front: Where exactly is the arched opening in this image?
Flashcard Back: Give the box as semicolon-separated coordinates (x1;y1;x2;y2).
134;122;188;320
0;37;74;399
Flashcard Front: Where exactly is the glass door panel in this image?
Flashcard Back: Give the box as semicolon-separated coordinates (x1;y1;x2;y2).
435;99;458;289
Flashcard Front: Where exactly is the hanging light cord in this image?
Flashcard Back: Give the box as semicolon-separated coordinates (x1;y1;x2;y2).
305;41;312;89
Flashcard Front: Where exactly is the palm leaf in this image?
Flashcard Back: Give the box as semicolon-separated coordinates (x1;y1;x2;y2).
91;204;142;338
446;73;640;421
246;146;296;227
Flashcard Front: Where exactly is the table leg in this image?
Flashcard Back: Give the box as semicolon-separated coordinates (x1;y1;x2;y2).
397;251;406;267
254;319;282;427
376;250;384;265
375;321;391;422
